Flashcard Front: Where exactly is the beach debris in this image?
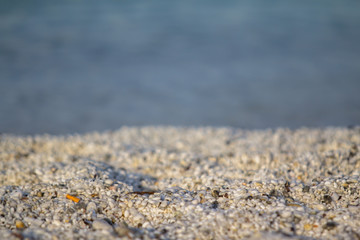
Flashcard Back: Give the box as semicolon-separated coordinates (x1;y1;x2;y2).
66;194;80;203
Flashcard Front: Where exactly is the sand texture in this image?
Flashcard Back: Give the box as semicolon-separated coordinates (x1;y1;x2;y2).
0;127;359;239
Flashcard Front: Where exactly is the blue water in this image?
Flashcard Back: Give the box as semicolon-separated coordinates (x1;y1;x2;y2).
1;0;360;135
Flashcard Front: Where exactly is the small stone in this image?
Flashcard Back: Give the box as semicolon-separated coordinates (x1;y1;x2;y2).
159;200;169;209
322;195;332;204
332;193;340;201
37;191;44;197
302;186;310;193
86;202;97;212
324;181;332;186
211;201;219;209
211;190;220;198
105;179;114;185
133;213;145;222
254;182;262;187
92;219;113;231
29;218;43;226
286;203;302;208
304;223;312;231
15;220;25;229
269;189;279;197
284;181;291;192
199;194;206;204
323;221;338;230
313;204;326;211
114;222;130;237
75;202;86;210
122;209;129;218
281;210;292;218
10;190;24;200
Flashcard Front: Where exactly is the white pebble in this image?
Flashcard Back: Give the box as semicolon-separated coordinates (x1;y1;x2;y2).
281;210;292;218
105;179;114;185
92;219;113;231
86;202;97;212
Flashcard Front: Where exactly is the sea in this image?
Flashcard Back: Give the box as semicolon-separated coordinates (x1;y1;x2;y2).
1;0;359;135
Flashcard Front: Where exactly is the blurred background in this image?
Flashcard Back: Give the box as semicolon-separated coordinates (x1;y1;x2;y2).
1;0;359;135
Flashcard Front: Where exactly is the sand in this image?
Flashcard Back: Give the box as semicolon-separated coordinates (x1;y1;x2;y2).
0;126;359;239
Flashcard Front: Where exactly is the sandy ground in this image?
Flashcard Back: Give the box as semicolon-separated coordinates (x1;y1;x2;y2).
0;127;359;239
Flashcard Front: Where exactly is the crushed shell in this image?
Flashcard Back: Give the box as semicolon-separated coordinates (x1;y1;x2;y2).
0;127;359;239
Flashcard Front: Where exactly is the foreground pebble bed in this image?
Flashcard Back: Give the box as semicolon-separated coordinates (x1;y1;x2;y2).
0;127;359;239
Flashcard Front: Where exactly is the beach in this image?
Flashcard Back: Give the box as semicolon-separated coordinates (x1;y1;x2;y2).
0;127;359;239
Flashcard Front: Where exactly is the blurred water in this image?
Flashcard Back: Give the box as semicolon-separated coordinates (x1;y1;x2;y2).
1;0;360;135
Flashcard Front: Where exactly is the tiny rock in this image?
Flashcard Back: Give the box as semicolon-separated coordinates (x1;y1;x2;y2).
92;219;113;231
15;220;25;229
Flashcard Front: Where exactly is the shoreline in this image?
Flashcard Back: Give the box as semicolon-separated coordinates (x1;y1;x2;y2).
0;127;359;239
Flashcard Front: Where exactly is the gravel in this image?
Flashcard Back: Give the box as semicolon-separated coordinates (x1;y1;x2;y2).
0;126;359;239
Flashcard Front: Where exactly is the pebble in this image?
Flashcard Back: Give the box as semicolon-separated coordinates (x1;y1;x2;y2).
86;202;97;212
313;204;327;211
15;220;25;229
281;210;292;218
105;179;114;185
302;185;310;193
124;209;130;218
92;219;113;231
159;200;169;209
323;221;338;230
332;192;340;201
303;223;313;231
10;190;24;200
114;222;130;237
